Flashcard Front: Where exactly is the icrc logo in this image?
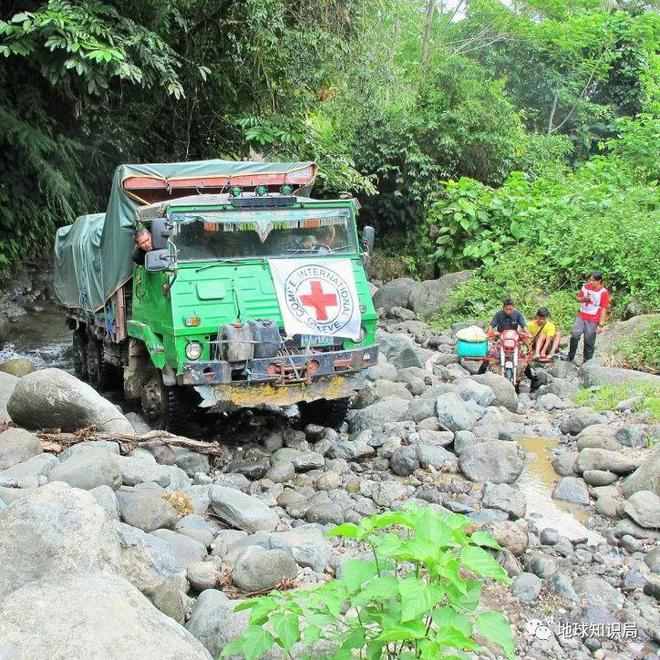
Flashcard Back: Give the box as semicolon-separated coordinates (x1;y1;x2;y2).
284;264;354;335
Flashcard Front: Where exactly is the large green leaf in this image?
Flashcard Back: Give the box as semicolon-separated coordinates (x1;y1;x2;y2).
272;612;300;650
399;576;444;622
460;546;508;581
339;559;379;594
476;612;515;659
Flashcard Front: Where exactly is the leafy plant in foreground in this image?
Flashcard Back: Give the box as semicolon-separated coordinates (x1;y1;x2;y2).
221;506;513;660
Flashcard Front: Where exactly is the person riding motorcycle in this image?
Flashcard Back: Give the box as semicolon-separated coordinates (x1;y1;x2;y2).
487;298;529;338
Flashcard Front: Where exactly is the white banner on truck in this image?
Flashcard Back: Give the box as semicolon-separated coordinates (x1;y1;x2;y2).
269;259;362;341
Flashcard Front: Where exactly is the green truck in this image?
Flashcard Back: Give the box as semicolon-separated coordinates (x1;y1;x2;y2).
54;160;378;429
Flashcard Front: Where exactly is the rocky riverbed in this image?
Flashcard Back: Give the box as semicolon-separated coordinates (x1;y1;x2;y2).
1;300;659;659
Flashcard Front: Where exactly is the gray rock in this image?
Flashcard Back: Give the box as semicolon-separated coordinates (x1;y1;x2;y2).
330;431;376;460
595;494;623;518
390;446;419;476
186;589;249;658
453;430;477;455
349;398;412;433
187;561;219;592
549;573;579;602
482;482;526;519
373;278;417;312
528;554;557;578
232;546;298;592
265;461;295;483
316;471;341;490
0;482;120;599
459;441;525;484
184;485;211;515
576;448;639;475
380;332;427;370
560;408;606;435
175;514;216;547
209;486;278;533
624;491;660;529
305;502;344;525
414;429;454;447
0;371;18;421
271;447;302;465
455;378;496;408
361;480;409;507
50;450;122;490
581;362;660;388
512;572;542;603
416;444;458;471
583;470;618;486
408;271;473;319
0;573;212;660
7;368;134;433
643;575;660;601
575;424;620;451
540;528;559;545
91;484;120;520
573;575;624;609
616;425;648;449
269;527;330;573
0;452;57;484
436;392;479;432
644;547;660;574
0;428;41;470
283;429;309;451
175;450;210;477
553;477;590;505
367;355;399;382
551;450;577;476
152;529;207;571
536;393;567;411
407;397;437;423
471;373;518;412
147;578;190;624
292;451;325;472
117;487;179;532
388;306;417;321
622;447;660;497
210;530;248;559
482;520;529;555
373;379;413;401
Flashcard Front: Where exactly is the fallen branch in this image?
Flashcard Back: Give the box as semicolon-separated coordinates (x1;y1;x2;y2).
37;427;224;458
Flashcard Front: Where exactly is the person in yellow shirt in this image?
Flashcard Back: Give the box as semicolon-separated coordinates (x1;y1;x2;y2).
528;307;560;360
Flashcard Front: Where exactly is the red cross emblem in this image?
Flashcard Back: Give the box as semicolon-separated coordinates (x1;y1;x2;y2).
299;280;338;321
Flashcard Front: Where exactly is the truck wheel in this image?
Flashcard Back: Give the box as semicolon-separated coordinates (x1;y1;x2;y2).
299;397;350;430
140;372;186;432
86;338;103;389
72;331;88;381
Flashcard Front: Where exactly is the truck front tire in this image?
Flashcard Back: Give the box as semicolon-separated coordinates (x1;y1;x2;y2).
299;397;351;430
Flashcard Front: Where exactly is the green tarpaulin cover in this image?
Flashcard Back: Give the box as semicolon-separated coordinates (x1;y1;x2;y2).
54;160;316;311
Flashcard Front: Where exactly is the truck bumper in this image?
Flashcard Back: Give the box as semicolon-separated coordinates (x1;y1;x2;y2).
180;345;378;387
194;372;367;409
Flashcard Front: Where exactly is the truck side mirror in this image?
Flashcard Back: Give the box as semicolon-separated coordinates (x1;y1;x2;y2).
145;248;173;272
362;226;375;254
151;218;173;250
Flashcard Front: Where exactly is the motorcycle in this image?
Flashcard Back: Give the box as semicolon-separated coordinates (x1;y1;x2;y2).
495;329;526;386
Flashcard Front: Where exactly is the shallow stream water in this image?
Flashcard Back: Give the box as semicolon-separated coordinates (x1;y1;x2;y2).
0;304;73;372
518;436;604;545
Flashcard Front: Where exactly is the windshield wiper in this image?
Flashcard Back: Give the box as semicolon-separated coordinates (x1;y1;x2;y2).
195;260;241;272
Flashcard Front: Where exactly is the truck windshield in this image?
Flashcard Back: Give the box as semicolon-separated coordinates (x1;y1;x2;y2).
169;208;357;261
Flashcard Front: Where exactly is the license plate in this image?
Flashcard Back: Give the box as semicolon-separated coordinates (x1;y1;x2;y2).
298;334;335;347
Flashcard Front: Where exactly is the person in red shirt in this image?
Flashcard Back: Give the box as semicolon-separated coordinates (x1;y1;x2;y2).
566;271;610;362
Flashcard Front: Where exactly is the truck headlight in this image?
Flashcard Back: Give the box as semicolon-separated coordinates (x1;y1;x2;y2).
185;342;203;360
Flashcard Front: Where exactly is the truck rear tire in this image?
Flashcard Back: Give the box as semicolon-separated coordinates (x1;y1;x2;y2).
72;330;88;381
299;397;350;430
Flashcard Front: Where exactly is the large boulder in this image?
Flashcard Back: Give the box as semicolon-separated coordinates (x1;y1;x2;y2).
349;398;411;433
459;441;525;484
595;314;660;365
0;573;212;660
0;428;41;471
7;368;134;433
409;271;473;319
622;447;660;497
232;546;298;592
0;482;120;599
580;361;660;388
209;486;278;533
624;491;660;529
576;448;639;475
49;449;122;490
377;331;423;369
372;278;417;312
436;392;479;432
0;371;19;421
471;373;518;412
186;589;249;658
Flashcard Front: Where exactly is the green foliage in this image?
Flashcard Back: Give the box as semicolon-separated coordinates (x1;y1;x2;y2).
222;507;513;660
574;383;660;422
615;319;660;373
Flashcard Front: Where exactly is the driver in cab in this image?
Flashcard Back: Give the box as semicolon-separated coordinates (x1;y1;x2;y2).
133;227;153;266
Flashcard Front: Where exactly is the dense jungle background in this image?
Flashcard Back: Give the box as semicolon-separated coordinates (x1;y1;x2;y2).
1;0;659;334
